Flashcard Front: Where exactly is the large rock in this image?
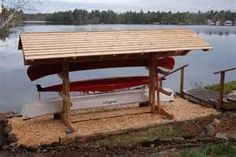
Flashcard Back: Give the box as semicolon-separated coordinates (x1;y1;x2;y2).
206;118;221;136
228;133;236;141
215;132;228;140
8;131;17;142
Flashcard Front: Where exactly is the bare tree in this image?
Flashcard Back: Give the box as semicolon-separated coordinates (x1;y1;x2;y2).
0;0;4;25
0;0;33;29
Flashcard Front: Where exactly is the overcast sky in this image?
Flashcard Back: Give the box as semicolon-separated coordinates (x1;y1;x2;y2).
12;0;236;13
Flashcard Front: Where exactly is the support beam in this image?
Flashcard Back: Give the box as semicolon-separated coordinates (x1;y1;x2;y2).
156;67;161;113
149;54;161;113
217;72;225;110
149;54;159;113
157;88;172;96
62;62;75;134
159;107;175;120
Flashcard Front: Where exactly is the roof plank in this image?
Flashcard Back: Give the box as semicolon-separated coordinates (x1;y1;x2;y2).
19;29;212;65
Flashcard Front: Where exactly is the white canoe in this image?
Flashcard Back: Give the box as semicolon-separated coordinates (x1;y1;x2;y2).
22;88;174;119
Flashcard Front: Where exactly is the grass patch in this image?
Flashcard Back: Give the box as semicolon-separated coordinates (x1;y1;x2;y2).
205;80;236;94
180;143;236;157
92;123;185;148
90;116;216;148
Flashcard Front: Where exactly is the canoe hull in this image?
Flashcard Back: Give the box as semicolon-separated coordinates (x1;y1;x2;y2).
28;57;175;81
38;76;159;92
22;88;174;119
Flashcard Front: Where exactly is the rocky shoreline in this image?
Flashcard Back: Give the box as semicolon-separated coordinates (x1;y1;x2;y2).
0;112;22;152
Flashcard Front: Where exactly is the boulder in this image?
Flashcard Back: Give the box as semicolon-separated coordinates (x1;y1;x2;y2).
206;118;221;136
8;131;17;142
215;132;228;140
228;133;236;141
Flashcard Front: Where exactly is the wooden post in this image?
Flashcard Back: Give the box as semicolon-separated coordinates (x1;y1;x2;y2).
217;72;225;110
62;62;75;134
160;80;163;88
149;63;153;110
156;70;161;113
149;54;158;113
180;67;185;98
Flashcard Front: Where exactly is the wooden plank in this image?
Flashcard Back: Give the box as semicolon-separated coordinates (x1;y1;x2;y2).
22;34;205;42
23;50;188;65
24;46;211;61
71;106;151;123
185;88;219;103
20;29;200;39
20;29;196;35
24;43;210;55
23;40;208;50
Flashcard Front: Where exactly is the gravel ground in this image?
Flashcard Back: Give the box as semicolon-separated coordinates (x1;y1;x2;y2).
9;98;219;147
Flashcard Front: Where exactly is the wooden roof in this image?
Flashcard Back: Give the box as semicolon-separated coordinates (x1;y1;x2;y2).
18;29;212;65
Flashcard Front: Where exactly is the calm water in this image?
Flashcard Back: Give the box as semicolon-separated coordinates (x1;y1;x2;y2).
0;24;236;112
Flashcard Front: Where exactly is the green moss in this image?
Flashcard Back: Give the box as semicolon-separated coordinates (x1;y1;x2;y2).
205;80;236;94
180;143;236;157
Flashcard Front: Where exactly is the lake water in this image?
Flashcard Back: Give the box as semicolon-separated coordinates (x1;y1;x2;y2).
0;24;236;112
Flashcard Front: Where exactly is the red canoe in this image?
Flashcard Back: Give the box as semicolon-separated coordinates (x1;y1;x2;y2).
28;57;175;81
37;76;165;92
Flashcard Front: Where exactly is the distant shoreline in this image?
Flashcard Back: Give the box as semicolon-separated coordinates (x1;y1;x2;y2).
23;21;236;26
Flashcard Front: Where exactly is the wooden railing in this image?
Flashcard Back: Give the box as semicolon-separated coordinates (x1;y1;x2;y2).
161;64;188;98
214;67;236;110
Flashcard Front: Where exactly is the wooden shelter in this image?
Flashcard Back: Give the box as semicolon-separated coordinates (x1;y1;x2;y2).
18;29;212;133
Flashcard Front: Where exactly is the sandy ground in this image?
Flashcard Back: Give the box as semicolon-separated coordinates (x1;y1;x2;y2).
9;98;219;147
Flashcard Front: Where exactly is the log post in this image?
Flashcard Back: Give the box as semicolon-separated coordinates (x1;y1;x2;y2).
217;72;225;110
62;62;75;134
149;54;158;113
156;67;161;113
149;58;154;112
180;67;185;98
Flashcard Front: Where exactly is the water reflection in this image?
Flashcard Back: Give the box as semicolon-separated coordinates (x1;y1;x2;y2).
0;24;236;112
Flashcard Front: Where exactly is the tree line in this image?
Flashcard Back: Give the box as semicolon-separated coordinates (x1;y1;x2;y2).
35;9;236;25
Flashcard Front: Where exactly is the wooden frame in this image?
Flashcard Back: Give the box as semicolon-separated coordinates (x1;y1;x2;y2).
18;30;212;133
148;54;174;119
